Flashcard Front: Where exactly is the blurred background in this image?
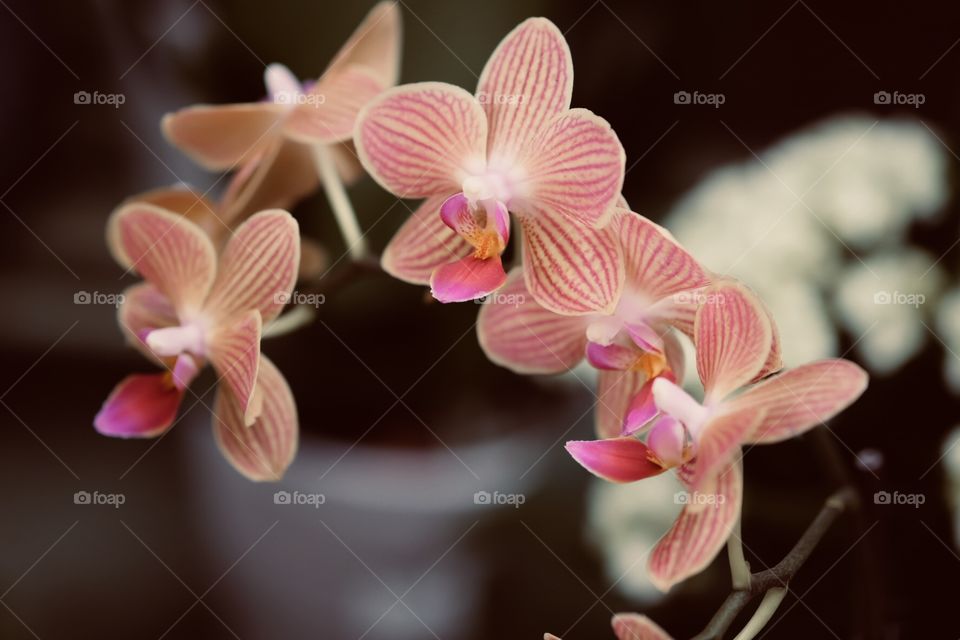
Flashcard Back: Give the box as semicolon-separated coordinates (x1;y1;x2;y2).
2;0;960;638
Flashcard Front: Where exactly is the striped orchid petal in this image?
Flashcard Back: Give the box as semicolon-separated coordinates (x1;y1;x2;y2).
649;459;742;592
687;409;764;495
756;304;783;381
477;17;572;158
587;341;642;370
326;1;402;86
612;614;674;640
355;82;487;198
520;213;624;315
213;355;298;481
94;373;183;438
162;103;284;171
596;369;646;439
737;359;868;445
118;283;178;363
622;333;685;436
204;210;300;325
477;268;588;374
695;281;773;402
207;310;263;426
566;437;667;483
619;211;711;300
285;66;385;144
113;204;217;315
430;255;507;303
382;195;471;284
520;108;625;229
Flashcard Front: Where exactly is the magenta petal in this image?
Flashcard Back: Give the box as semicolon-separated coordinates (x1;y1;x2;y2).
565;437;666;483
586;341;639;370
430;255;507;303
625;321;664;353
622;378;659;435
171;354;200;391
647;416;686;468
94;374;183;438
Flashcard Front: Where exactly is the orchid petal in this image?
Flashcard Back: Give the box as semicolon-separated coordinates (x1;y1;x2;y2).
612;614;674;640
736;359;868;444
117;283;178;363
651;377;708;436
382;195;471;284
622;378;660;436
647;415;686;468
94;373;183;438
204;210;300;325
355;82;487;198
521;109;625;229
213;355;298;481
756;303;784;381
326;1;402;86
430;255;507;303
477;268;588;374
477;17;572;158
649;459;742;592
687;409;764;495
171;354;200;391
618;211;711;301
586;341;641;370
520;213;624;315
161;103;284;171
207;310;263;426
112;204;217;315
596;369;647;439
285;66;385;144
439;193;509;246
566;437;666;483
695;280;773;402
624;321;665;353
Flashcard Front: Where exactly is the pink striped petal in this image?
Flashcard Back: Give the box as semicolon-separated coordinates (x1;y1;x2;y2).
618;211;711;301
695;281;773;402
520;213;624;315
736;359;868;444
113;204;217;315
566;437;666;483
687;409;764;494
430;255;507;303
649;460;742;591
756;303;783;381
382;195;472;284
285;66;386;144
162;103;284;171
596;369;646;439
204;210;300;325
476;268;588;374
94;373;183;438
356;82;487;198
612;614;674;640
207;310;263;426
213;355;298;481
477;17;572;158
118;283;178;363
325;1;402;86
520;109;625;228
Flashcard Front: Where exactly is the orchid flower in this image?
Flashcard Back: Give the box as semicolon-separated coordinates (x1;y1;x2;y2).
162;2;401;230
354;17;626;313
95;204;301;481
546;613;672;640
567;280;868;590
478;210;710;436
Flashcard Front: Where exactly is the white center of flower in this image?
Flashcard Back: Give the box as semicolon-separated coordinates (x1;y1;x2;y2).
461;173;511;207
264;63;303;109
146;323;207;358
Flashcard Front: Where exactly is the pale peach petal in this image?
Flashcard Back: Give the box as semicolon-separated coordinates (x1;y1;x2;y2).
612;613;674;640
477;268;588;374
113;203;217;315
204;210;300;325
326;1;402;86
477;17;572;158
687;409;764;494
207;310;262;426
213;355;298;481
162;103;285;171
381;195;471;284
117;282;178;363
355;82;487;198
618;211;711;300
285;66;385;144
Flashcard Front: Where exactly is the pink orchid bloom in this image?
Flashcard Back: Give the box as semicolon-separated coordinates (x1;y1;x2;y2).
567;280;868;590
162;1;401;226
95;204;301;481
546;613;673;640
478;210;710;437
355;17;626;313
